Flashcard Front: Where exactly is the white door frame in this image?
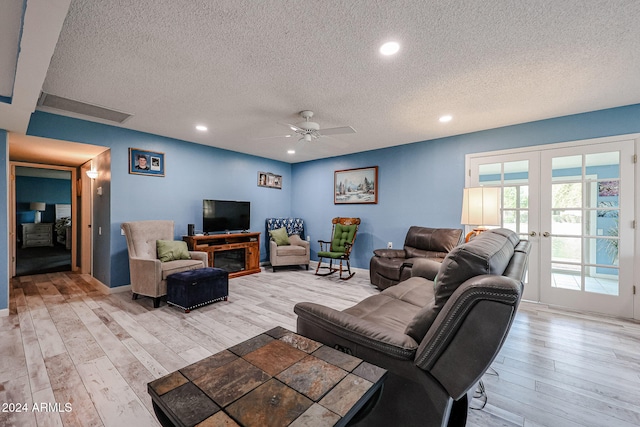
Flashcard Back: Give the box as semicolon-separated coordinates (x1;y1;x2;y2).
466;134;639;320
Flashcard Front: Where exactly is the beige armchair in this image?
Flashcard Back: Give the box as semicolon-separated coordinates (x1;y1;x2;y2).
121;220;208;307
266;218;310;272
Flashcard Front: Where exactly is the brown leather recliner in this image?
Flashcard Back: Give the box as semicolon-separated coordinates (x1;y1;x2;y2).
369;226;463;289
295;229;531;427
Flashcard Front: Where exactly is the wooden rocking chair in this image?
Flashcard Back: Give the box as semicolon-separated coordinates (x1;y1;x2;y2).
315;217;361;280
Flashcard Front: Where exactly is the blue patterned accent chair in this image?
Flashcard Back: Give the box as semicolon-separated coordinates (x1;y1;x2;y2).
265;218;309;272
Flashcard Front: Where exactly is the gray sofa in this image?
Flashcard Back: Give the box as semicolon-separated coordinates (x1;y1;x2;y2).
369;226;463;289
294;228;530;426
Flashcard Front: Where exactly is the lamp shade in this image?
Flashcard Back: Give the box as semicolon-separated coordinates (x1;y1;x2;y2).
29;202;46;212
461;187;501;226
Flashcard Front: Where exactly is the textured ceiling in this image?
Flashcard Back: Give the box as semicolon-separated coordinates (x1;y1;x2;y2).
6;0;640;163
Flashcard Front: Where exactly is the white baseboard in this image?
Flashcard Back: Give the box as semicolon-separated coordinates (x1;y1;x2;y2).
84;274;131;295
0;308;8;317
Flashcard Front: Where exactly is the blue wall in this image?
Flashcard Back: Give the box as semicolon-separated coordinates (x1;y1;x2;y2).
27;111;293;288
0;130;8;312
292;104;640;269
1;103;636;298
16;176;71;224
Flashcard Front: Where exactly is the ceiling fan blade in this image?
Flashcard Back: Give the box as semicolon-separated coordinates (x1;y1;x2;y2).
319;126;356;136
279;122;304;133
253;134;294;140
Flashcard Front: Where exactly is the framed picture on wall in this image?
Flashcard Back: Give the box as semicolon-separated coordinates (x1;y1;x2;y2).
258;171;282;189
334;166;378;204
129;148;165;177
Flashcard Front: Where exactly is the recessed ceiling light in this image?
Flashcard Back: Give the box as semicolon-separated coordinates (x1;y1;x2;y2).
439;115;453;123
287;150;295;154
195;125;208;131
380;41;400;56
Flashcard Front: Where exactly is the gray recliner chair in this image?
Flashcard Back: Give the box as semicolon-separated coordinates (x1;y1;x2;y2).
295;229;530;426
122;220;208;307
369;226;463;290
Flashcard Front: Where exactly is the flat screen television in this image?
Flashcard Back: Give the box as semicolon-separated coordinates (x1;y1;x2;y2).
203;200;251;233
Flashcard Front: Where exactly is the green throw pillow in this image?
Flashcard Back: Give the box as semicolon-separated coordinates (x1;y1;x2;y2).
269;227;290;246
157;240;191;262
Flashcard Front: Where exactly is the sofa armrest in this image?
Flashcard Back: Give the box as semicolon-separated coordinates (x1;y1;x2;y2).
294;302;418;360
410;258;442;280
128;257;162;295
373;248;407;258
289;234;310;251
414;275;521;399
188;251;208;266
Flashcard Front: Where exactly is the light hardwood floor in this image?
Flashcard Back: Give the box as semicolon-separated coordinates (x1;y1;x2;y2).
1;267;639;427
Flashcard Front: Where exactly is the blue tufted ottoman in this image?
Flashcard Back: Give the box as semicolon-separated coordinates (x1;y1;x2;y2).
166;267;229;313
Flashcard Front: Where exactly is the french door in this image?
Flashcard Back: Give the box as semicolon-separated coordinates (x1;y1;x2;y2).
470;152;540;302
468;137;636;318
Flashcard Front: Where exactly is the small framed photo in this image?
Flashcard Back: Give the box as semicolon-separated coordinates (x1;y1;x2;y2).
334;166;378;204
129;148;165;177
258;171;282;189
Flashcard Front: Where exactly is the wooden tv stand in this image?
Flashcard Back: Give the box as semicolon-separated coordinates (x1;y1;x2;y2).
183;232;261;278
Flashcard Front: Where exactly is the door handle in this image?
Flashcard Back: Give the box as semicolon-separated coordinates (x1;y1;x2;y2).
529;231;537;237
542;232;550;237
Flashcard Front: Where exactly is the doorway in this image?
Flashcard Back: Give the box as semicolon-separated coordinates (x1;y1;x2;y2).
8;133;109;279
467;135;637;318
12;164;77;276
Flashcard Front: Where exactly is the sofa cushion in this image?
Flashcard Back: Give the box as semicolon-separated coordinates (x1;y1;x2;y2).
157;240;191;262
276;245;307;256
404;229;517;342
332;223;357;252
161;259;205;279
266;218;305;237
344;295;423;335
381;277;435;308
269;227;290;246
404;227;462;255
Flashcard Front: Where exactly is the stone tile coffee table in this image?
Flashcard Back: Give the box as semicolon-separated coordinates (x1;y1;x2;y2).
148;326;387;427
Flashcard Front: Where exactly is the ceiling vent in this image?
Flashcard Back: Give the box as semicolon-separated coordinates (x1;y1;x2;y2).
38;92;133;123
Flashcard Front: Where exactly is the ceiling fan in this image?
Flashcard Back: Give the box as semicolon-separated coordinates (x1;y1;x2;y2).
282;110;356;142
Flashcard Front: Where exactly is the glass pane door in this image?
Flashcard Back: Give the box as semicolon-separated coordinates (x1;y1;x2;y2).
470;153;540;302
540;141;634;317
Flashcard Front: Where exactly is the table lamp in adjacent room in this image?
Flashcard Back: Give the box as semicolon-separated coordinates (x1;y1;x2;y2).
461;187;501;242
30;202;46;223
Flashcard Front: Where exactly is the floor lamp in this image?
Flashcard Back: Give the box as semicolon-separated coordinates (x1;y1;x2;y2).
461;187;501;242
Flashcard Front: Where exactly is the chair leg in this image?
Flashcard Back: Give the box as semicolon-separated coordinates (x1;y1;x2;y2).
315;257;338;276
340;258;356;280
153;297;161;308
